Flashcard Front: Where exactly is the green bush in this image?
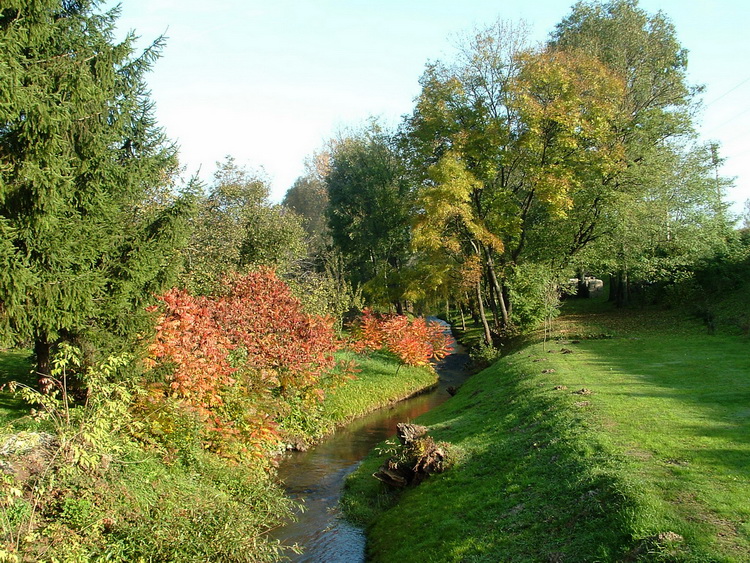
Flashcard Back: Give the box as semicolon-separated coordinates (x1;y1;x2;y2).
507;263;564;331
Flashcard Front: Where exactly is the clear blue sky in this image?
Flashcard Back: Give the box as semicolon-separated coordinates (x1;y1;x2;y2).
109;0;750;213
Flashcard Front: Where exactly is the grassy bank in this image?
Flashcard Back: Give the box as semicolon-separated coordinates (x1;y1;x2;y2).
342;302;750;561
321;351;438;427
0;346;436;561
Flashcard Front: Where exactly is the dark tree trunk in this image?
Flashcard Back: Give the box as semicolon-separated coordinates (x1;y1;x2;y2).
469;294;480;324
471;307;480;324
577;268;590;298
611;270;630;308
34;335;52;391
608;273;619;303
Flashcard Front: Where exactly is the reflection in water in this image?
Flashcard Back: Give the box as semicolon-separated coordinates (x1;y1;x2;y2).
271;321;470;562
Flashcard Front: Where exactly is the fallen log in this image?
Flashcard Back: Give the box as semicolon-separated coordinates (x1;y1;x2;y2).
373;467;409;487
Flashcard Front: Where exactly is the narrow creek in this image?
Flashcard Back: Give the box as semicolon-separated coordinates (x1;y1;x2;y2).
270;320;471;562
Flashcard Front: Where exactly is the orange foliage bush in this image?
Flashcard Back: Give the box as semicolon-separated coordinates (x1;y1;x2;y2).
145;268;339;459
352;309;451;366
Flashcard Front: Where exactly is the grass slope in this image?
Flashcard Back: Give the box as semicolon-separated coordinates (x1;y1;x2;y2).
277;350;438;446
343;301;750;562
322;351;438;425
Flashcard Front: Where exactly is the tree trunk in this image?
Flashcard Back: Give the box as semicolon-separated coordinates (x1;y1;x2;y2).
484;250;510;327
612;269;629;308
577;268;590;298
503;284;512;321
475;280;492;346
467;292;479;324
608;273;618;303
487;276;502;332
34;335;52;391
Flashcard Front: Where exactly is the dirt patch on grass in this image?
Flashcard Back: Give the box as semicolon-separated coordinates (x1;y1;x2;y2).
624;448;653;462
673;491;750;558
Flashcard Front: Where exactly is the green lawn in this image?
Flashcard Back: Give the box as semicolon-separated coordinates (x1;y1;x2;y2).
342;302;750;561
0;349;33;424
556;329;750;559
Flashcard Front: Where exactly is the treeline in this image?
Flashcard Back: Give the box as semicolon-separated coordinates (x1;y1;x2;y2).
283;1;740;347
1;0;740;371
0;0;745;559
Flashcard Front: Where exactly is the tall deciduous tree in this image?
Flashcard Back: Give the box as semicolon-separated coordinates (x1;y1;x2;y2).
582;141;732;305
406;21;626;337
549;0;730;305
283;155;330;258
181;157;306;295
0;0;192;375
325;124;411;311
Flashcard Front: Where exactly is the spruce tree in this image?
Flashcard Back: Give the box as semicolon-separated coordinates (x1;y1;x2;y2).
0;0;193;377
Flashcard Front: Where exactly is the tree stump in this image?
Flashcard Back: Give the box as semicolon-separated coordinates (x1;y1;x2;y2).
396;423;427;445
373;424;450;487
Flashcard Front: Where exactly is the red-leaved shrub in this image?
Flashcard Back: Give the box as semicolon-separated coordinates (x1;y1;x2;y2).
352;309;451;366
145;268;339;460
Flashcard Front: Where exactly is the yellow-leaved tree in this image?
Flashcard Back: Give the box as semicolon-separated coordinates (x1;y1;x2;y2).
405;20;627;340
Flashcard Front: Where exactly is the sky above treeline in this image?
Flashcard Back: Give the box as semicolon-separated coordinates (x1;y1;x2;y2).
108;0;750;213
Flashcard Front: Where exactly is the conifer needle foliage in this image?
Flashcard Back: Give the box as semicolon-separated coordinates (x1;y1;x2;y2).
0;0;193;375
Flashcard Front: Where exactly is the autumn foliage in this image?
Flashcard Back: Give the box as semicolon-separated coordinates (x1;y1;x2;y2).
351;309;451;366
145;268;339;458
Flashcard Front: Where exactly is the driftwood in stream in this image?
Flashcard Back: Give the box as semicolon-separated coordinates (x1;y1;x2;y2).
373;423;451;487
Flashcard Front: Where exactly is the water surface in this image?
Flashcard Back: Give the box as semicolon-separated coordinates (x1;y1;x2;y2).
272;322;470;562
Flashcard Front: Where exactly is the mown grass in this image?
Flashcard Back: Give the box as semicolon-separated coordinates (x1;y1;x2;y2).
342;298;750;561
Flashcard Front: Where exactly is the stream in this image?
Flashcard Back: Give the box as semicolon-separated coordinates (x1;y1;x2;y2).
270;320;470;562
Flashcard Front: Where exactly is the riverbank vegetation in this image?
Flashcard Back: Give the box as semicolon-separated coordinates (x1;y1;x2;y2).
0;342;438;561
1;0;747;559
342;293;750;561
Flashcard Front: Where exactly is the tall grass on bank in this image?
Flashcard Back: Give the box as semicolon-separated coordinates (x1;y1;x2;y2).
269;350;438;448
343;303;750;561
322;351;438;425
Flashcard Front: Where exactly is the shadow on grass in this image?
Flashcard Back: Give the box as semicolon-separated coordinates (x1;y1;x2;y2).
352;358;645;562
0;350;34;423
576;335;750;464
